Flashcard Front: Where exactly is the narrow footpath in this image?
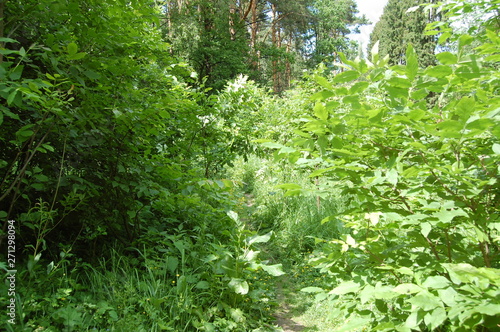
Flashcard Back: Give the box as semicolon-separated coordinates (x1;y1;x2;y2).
273;276;307;332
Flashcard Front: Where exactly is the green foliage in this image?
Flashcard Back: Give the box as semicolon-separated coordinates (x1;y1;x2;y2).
262;1;500;329
369;0;438;67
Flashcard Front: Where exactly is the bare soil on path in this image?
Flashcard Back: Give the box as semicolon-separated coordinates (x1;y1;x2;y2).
273;276;308;332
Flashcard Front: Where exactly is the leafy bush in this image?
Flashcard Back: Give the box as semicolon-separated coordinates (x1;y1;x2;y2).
263;1;500;330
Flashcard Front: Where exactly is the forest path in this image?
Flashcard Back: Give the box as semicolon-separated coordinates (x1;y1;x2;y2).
272;275;308;332
240;192;315;331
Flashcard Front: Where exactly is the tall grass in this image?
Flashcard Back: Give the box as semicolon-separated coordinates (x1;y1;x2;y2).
81;249;199;331
225;155;345;265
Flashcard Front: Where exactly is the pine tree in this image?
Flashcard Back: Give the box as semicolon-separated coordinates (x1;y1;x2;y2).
368;0;438;67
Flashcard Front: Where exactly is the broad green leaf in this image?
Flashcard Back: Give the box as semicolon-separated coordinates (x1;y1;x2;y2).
436;52;457;65
350;81;369;94
359;284;376;304
314;75;333;90
386;169;398;186
387;77;412;89
245;231;272;245
84;70;101;80
455;97;475;119
422;276;450;289
431;208;468;224
275;183;302;190
314;102;328;120
493;143;500;155
337;316;370;332
228;278;249;295
473;303;500;316
261;142;284;149
165;256;178;273
9;65;24;80
405;44;419;81
392;283;422;294
420;222;432;238
333;70;360;84
329;280;361;295
424;307;447;330
311;90;334;100
317;134;328;154
67;42;78;55
68;52;86;60
424;65;452;78
309;167;336;178
466;118;495;133
433;120;464;138
458;34;474;53
227;210;239;222
0;37;18;43
230;308;245;323
437;287;458;306
195;281;210;289
260;263;285;276
408;291;443;311
438;31;452;44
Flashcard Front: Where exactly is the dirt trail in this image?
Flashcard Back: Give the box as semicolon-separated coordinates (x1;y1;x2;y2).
273;277;307;332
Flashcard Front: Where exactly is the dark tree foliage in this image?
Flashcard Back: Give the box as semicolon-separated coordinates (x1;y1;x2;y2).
368;0;438;67
162;0;366;93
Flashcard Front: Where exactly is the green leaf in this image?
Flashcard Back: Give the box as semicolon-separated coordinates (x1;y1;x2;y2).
9;65;24;80
437;287;458;306
456;96;475;119
473;303;500;316
67;42;78;55
314;75;333;90
431;208;468;225
313;102;328;120
68;52;87;60
433;120;464;138
386;169;398;186
337;316;370;332
332;70;360;84
84;70;101;80
405;44;419;81
260;263;285;276
422;276;450;289
424;65;452;78
195;281;210;289
261;142;284;149
300;287;325;293
408;291;443;311
493;143;500;155
392;283;422;294
424;307;447;330
420;222;432;238
329;280;361;295
227;210;239;222
245;231;273;245
228;278;249;295
0;37;18;43
276;183;302;190
165;256;178;273
436;52;457;65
